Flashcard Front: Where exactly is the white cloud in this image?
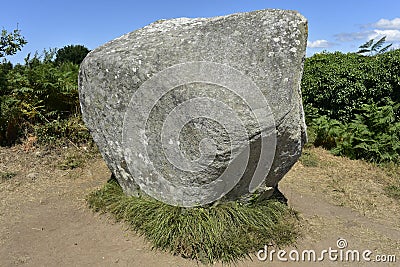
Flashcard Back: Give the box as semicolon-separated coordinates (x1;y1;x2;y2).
334;17;400;45
373;18;400;29
368;29;400;42
307;40;333;48
334;31;371;42
316;17;400;52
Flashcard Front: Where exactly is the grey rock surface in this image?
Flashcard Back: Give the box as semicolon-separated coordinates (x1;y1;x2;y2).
79;9;308;206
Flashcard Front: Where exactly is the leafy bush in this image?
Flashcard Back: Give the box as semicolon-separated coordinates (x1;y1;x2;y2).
310;103;400;163
34;115;91;146
302;49;400;163
0;51;83;145
312;116;345;150
302;50;400;123
7;53;80;118
333;103;400;163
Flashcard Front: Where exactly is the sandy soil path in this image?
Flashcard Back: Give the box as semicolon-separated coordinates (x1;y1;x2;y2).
0;146;398;266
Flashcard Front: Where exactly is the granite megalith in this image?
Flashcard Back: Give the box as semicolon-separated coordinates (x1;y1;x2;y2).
78;9;308;207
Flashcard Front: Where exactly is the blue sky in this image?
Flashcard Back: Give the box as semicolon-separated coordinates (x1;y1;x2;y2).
2;0;400;64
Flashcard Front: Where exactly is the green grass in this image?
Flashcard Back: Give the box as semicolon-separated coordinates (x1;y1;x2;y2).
57;146;99;170
0;171;17;182
385;185;400;200
380;163;400;201
58;152;85;170
299;150;320;167
87;178;300;265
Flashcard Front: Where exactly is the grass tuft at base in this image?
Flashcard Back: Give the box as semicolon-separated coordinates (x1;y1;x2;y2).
87;178;300;265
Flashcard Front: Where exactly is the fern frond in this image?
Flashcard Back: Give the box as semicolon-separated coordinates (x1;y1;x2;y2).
371;36;386;52
359;39;374;49
378;43;392;54
357;48;370;54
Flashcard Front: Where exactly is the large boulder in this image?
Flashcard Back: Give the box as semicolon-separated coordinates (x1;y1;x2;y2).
79;9;308;207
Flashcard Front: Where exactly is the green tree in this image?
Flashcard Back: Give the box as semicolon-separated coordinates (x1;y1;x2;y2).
0;27;27;58
357;36;392;56
55;44;90;65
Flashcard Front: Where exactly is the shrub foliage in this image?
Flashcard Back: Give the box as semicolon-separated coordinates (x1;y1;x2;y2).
302;50;400;122
303;49;400;163
0;49;89;145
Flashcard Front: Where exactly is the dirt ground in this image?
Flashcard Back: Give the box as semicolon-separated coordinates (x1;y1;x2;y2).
0;145;398;266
